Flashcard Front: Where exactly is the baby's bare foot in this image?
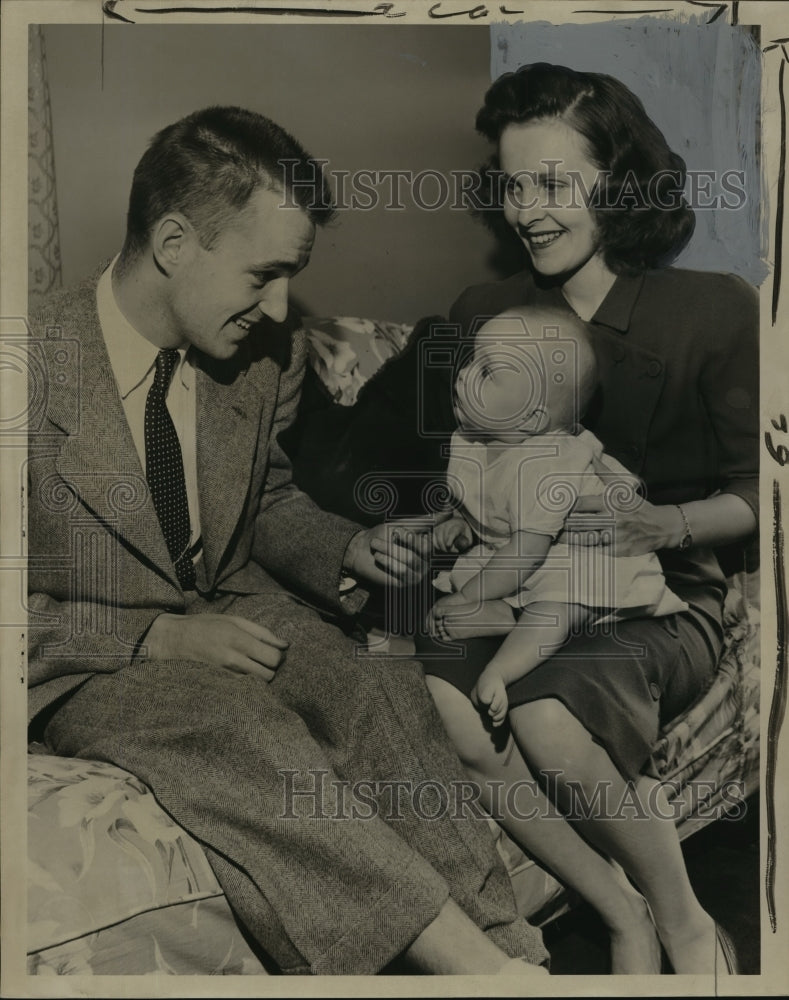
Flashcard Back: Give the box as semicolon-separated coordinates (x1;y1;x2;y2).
473;673;509;726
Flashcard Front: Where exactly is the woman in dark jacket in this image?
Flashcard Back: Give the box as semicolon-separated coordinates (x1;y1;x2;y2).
419;62;758;976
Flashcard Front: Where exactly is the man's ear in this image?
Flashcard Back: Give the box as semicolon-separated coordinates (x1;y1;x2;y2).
151;214;193;275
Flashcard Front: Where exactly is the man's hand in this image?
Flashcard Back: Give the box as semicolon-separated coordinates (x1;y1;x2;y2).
142;613;289;681
343;514;451;588
433;513;475;554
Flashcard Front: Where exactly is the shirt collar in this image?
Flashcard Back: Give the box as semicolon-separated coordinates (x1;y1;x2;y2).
589;271;645;334
97;256;192;398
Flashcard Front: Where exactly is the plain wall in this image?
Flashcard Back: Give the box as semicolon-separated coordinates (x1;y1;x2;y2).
43;24;506;323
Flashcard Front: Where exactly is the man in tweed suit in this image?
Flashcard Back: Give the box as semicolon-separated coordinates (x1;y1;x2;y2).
27;106;547;976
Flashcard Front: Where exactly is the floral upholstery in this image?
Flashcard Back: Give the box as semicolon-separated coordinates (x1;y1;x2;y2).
27;749;267;975
303;317;413;406
27;316;760;975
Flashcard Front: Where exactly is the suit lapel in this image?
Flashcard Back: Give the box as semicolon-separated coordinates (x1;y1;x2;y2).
46;274;277;592
51;280;178;584
195;356;266;586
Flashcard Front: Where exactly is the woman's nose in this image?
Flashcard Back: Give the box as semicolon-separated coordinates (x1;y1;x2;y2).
517;203;542;228
506;178;547;229
515;191;548;229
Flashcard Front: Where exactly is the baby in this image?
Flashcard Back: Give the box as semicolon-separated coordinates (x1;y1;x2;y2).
429;305;686;725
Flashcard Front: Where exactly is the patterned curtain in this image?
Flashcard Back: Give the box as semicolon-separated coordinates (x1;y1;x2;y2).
29;25;62;309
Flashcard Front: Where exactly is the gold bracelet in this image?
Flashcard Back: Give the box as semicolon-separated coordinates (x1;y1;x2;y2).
676;504;693;551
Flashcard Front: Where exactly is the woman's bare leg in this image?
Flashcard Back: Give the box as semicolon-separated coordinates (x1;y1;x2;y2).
509;697;724;975
472;603;588;725
425;677;661;974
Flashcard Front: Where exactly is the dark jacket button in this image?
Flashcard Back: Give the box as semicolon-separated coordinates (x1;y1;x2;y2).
647;360;663;377
649;681;661;700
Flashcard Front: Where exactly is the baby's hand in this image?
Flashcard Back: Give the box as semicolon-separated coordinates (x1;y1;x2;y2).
433;514;474;554
471;671;509;727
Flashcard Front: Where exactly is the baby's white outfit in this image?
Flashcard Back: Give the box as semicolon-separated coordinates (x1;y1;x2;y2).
434;428;687;619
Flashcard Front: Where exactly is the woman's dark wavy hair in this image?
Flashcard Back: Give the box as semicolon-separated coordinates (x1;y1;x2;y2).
123;106;335;259
475;63;695;274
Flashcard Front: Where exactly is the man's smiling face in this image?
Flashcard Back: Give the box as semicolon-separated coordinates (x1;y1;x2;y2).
166;185;315;359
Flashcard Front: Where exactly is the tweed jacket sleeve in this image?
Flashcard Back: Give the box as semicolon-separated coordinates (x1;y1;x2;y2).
249;322;367;612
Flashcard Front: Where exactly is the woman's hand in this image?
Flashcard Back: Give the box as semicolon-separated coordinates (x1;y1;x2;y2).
562;494;683;556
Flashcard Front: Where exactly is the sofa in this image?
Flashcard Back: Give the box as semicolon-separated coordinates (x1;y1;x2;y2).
26;316;761;976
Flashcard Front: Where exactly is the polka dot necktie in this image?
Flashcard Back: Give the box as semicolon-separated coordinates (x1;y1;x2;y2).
144;349;196;591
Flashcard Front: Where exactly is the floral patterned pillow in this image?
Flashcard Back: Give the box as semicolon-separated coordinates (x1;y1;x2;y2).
303;317;414;406
27;750;266;974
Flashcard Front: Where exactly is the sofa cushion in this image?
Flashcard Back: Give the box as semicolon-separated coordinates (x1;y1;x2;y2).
303;317;414;406
27;750;267;973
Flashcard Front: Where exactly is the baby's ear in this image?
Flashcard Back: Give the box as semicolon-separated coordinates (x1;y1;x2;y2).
521;406;549;434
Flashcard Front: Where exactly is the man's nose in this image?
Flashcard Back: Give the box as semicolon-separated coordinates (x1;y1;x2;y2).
258;277;289;324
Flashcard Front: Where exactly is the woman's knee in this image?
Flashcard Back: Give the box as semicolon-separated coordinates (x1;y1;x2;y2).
509;697;574;754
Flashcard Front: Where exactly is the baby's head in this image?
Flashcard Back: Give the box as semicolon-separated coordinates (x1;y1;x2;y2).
454;305;597;442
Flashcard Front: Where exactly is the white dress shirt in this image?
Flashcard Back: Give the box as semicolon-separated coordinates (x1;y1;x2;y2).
96;258;202;556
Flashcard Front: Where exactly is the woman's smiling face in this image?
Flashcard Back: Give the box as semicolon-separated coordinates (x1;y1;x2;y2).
499;118;604;280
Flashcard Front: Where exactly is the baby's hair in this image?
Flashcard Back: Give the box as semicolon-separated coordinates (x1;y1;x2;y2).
478;305;598;429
